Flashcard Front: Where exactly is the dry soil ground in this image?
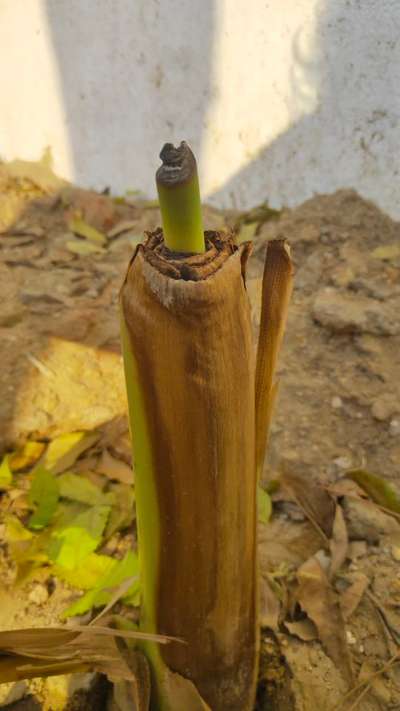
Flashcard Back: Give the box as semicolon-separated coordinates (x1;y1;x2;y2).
0;162;399;710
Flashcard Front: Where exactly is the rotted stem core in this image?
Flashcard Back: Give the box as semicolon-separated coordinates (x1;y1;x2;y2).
156;141;206;254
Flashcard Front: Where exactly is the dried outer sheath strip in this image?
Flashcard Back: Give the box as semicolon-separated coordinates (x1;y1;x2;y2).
255;240;293;478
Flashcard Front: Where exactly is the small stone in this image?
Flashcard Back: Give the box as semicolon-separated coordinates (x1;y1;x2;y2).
348;540;367;559
28;583;48;606
0;680;28;706
312;288;400;336
331;396;343;409
359;644;364;653
320;234;331;245
389;419;400;437
343;496;399;543
346;630;357;645
298;224;320;243
333;456;352;471
371;395;399;422
331;264;354;287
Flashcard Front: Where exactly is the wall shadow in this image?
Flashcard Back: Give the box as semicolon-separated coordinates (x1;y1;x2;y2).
44;0;216;196
209;0;400;218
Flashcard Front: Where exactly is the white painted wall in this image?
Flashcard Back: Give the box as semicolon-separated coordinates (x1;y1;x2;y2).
1;0;400;217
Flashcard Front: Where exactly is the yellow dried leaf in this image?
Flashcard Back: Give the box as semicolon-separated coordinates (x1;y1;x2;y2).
0;455;12;489
10;441;45;472
4;514;34;542
66;239;104;255
68;215;106;244
107;220;138;239
371;244;400;260
41;431;100;474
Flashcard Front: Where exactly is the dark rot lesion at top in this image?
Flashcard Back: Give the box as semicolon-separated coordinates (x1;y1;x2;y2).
156;141;197;188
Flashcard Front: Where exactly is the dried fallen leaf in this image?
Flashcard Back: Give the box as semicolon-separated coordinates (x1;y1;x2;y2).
58;472;114;506
107;220;138;239
329;505;348;578
0;454;13;490
281;470;335;539
159;666;211;711
41;431;100;474
340;573;369;621
66;239;104;256
284;618;318;642
371;244;400;260
259;516;324;569
259;576;280;630
296;555;353;684
9;442;45;472
4;514;34;543
97;448;134;484
68;214;106;245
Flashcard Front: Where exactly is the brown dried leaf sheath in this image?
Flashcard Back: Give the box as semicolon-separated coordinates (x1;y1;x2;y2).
121;231;258;710
255;240;293;476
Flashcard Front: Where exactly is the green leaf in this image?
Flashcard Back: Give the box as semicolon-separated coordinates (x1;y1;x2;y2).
0;455;13;490
62;550;140;618
58;472;114;507
347;469;400;514
258;486;272;524
53;552;115;590
47;504;110;569
68;215;106;245
28;466;59;530
41;431;99;474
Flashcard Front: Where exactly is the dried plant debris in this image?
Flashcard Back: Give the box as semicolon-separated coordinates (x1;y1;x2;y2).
340;573;370;621
329;504;348;578
295;555;353;685
0;623;174;685
280;470;335;540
